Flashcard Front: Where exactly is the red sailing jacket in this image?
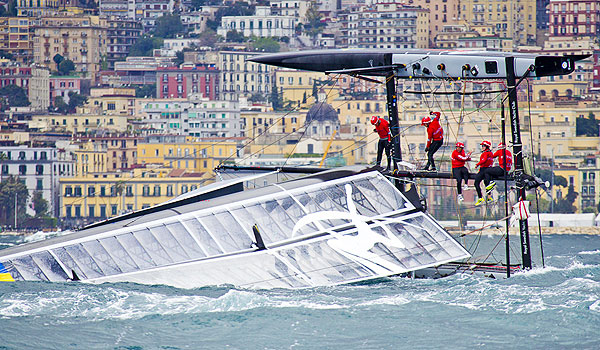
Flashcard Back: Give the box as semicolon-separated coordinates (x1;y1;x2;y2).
374;118;391;141
451;149;471;168
493;149;513;171
476;150;494;168
426;112;443;148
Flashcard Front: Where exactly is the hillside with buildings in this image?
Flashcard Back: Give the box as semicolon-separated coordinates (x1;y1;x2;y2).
0;0;599;230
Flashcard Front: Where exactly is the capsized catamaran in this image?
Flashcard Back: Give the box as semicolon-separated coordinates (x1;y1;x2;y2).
0;167;470;288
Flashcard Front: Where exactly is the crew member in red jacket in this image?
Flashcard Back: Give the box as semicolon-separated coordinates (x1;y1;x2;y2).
421;111;444;171
451;142;472;202
485;142;513;190
474;140;494;206
371;116;392;170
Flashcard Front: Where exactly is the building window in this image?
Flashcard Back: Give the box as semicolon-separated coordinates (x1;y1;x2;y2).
143;185;150;196
36;179;43;190
100;205;106;218
1;164;7;174
100;186;106;196
19;164;26;175
88;186;95;197
181;185;188;193
126;185;133;196
66;205;72;218
88;205;95;218
74;186;82;197
111;205;117;216
36;164;43;175
75;206;81;218
153;185;161;196
166;185;173;196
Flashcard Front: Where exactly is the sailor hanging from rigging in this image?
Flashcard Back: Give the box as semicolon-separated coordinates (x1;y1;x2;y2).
421;111;444;171
451;142;472;202
485;142;513;191
370;115;392;171
474;140;495;206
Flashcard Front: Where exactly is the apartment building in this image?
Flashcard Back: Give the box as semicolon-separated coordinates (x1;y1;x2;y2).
0;17;33;64
33;16;107;84
156;64;220;100
106;17;143;69
217;6;297;38
0;145;75;217
460;0;536;47
219;51;272;101
342;3;429;49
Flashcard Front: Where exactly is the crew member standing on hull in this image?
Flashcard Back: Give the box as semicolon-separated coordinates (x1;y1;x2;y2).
421;111;444;171
474;140;494;206
371;116;392;171
486;142;513;190
451;142;472;202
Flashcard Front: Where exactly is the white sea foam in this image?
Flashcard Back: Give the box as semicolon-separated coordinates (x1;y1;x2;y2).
23;230;71;243
579;249;600;255
589;299;600;312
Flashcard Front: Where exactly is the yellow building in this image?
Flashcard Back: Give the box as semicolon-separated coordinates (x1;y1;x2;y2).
33;16;107;83
241;110;306;138
273;69;335;108
74;141;108;176
137;138;239;176
17;0;59;16
84;87;137;116
460;0;536;47
29;114;129;133
0;17;33;63
59;168;207;225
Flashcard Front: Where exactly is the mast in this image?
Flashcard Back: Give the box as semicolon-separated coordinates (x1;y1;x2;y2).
385;71;403;191
501;103;510;278
505;57;532;269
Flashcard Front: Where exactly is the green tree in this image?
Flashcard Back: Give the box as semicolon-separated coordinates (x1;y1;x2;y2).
248;92;266;103
576;112;599;137
251;37;280;52
58;59;75;76
303;2;326;38
67;92;87;112
536;168;567;187
135;84;156;98
54;96;68;114
0;175;29;227
270;82;283;111
0;0;17;17
0;84;30;110
527;193;549;213
226;30;246;43
198;28;218;47
555;185;578;213
129;36;163;57
53;54;64;71
31;191;48;218
153;14;184;39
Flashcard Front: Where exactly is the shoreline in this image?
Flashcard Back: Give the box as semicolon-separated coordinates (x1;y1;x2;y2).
446;227;600;235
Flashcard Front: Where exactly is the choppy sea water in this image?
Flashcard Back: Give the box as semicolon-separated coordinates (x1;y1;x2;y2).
1;233;599;350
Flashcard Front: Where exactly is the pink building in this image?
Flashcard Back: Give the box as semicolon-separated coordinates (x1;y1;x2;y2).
548;0;600;37
0;66;31;90
49;76;81;104
156;64;220;99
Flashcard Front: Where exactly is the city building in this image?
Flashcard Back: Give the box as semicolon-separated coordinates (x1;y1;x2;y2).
16;0;60;17
29;65;51;111
106;17;143;69
270;0;310;21
137;98;243;138
0;145;75;218
113;56;174;86
342;3;429;49
29;113;129;133
76;134;142;172
426;0;460;44
59;167;207;227
0;63;30;90
547;0;600;38
137;135;240;174
218;51;272;101
84;87;137;116
0;17;34;64
274;68;338;108
156;64;220;100
459;0;537;47
217;6;297;38
33;16;108;84
49;75;82;105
